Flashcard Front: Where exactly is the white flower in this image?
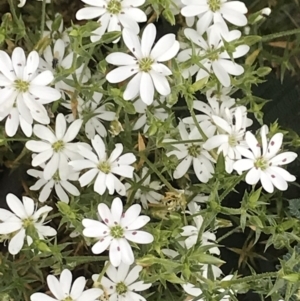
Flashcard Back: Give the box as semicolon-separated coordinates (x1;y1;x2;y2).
18;0;50;8
82;197;154;267
27;160;80;203
0;47;61;137
30;269;103;301
182;95;235;133
0;193;56;255
39;39;90;97
93;262;151;301
76;0;147;43
69;135;136;196
177;24;249;87
26;113;83;181
166;122;215;183
170;0;195;26
233;125;298;193
203;106;252;173
181;201;220;254
181;0;248;34
63;92;116;139
132;96;169;132
106;23;180;105
125;167;164;209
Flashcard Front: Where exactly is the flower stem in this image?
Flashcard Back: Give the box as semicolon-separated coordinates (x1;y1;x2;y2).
261;28;300;42
189;107;208;141
40;0;47;39
217;226;241;243
141;154;176;192
221;271;279;287
161;139;205;145
8;0;32;46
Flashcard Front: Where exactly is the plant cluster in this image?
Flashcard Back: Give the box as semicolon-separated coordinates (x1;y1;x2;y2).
0;0;300;301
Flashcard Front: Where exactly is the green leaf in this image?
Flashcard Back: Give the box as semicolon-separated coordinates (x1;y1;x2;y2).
288;198;300;218
256;67;272;77
114;97;136;114
190;76;208;93
162;273;186;284
189;251;225;265
65;256;108;265
242;35;262;46
215;152;225;173
136;255;182;270
162;9;176;25
100;31;121;44
248;187;262;209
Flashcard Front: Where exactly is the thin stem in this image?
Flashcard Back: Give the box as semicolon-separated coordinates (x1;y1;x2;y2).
8;0;31;45
189;105;208;141
4;138;30;142
40;0;47;39
141;154;176;192
78;45;95;84
221;271;278;287
261;28;300;42
161;139;204;145
217;226;241;243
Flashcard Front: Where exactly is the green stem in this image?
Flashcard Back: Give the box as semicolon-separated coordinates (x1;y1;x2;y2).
189;106;208;141
221;271;279;287
141;154;176;192
40;0;47;39
217;226;240;243
79;45;95;84
8;0;31;46
162;139;204;145
4;138;29;142
261;28;300;42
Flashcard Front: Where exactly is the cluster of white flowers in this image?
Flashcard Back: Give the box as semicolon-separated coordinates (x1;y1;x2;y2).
0;0;296;301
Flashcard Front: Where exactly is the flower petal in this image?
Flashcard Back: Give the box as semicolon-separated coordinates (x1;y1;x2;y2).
141;24;156;57
174;156;192;179
6;193;26;219
47;275;65;300
245;167;261;185
140;72;154;105
119;238;134;265
92;236;113;255
70;276;86;300
121;204;141;227
109;239;122;267
125;230;153;244
59;269;73;296
106;66;138;83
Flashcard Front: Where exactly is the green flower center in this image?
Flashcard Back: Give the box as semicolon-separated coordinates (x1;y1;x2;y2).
116;282;128;295
254;157;269;170
228;135;237;147
14;79;30;92
208;0;221;12
139;57;154;72
207;49;219;61
63;297;73;301
22;218;34;228
52;140;65;152
110;225;124;239
107;0;122;14
52;171;60;182
188;144;201;157
98;161;111;174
